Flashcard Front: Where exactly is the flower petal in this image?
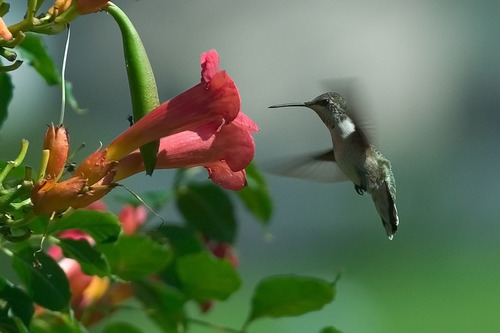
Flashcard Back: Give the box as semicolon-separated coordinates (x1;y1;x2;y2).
232;111;259;133
207;162;247;191
106;71;240;161
113;114;255;187
201;49;220;83
31;178;87;215
43;125;70;178
118;205;147;234
72;150;116;186
77;0;109;14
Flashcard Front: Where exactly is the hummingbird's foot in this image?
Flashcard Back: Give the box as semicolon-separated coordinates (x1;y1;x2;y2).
355;184;365;195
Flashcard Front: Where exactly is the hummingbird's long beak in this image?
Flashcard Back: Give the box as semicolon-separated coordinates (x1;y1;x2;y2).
269;102;307;109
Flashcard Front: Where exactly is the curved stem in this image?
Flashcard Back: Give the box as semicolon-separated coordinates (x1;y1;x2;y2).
0;139;29;185
189;318;247;333
59;24;71;125
36;149;50;182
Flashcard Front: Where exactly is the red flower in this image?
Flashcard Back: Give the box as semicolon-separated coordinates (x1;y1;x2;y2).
114;111;258;190
31;50;257;214
76;49;257;191
118;205;147;234
47;0;109;18
43;203;143;322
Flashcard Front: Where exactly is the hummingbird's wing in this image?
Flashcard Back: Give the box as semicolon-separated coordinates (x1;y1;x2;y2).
265;149;350;183
371;180;399;239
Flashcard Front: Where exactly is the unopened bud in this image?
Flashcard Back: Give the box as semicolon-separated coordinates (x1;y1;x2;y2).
43;125;70;179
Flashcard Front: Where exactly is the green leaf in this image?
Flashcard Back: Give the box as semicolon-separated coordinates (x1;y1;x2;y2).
102;322;143;333
0;71;13;129
176;183;236;243
157;225;204;256
12;246;70;311
0;162;26;181
133;279;186;332
237;162;273;223
28;215;50;234
0;319;21;333
18;34;60;85
319;326;343;333
0;277;34;327
176;252;241;302
48;210;121;244
247;275;335;323
58;238;111;277
30;311;89;333
99;234;172;280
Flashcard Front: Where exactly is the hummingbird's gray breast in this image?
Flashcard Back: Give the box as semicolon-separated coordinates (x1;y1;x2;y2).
329;117;372;187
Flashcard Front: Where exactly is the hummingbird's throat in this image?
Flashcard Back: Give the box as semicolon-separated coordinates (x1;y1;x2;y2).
335;117;356;138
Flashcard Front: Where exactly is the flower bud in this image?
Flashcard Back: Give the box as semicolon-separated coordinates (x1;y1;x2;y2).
76;0;109;14
43;124;69;179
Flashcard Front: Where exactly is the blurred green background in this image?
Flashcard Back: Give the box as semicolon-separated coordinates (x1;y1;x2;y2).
2;0;500;332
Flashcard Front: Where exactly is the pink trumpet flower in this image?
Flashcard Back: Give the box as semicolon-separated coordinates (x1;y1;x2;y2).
74;49;257;190
31;50;258;214
114;111;258;190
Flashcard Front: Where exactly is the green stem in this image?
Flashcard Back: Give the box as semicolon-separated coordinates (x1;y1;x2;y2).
26;0;37;21
7;21;28;37
0;46;17;61
105;2;160;175
0;180;33;211
0;139;29;184
36;149;50;181
0;31;25;49
0;245;14;257
4;211;36;229
189;318;247;333
0;226;32;242
0;59;22;72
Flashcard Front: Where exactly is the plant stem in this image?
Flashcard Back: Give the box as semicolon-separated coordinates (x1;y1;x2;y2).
0;139;29;185
36;149;50;182
188;318;247;333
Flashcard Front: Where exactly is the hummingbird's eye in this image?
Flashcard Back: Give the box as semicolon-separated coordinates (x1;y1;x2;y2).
318;99;329;106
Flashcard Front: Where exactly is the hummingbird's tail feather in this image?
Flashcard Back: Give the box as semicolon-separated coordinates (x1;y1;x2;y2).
371;180;399;239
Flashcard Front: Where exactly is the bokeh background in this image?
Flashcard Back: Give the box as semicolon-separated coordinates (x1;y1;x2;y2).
2;0;500;332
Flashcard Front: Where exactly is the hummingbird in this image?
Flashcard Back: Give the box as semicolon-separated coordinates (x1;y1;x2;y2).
269;92;399;239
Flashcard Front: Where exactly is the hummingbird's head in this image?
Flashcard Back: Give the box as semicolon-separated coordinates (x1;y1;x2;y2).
269;92;348;128
304;92;348;127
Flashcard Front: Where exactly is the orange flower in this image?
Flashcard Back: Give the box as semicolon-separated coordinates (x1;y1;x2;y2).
48;0;108;16
76;0;109;14
0;17;12;41
31;125;116;215
43;125;70;179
